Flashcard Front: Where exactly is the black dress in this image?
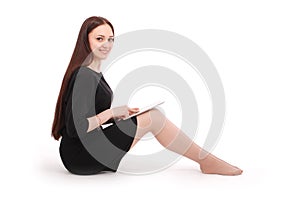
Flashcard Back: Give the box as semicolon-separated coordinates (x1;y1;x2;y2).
59;66;138;175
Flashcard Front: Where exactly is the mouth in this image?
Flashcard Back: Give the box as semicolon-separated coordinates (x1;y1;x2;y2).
100;49;109;54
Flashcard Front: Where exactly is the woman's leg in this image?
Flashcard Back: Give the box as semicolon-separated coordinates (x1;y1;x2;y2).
131;108;242;176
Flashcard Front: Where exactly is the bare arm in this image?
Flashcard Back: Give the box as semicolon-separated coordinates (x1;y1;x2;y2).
87;109;113;132
87;106;140;132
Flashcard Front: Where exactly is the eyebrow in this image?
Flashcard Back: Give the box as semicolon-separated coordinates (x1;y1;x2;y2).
97;35;114;37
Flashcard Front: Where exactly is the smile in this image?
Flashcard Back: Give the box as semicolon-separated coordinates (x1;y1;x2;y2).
100;50;109;54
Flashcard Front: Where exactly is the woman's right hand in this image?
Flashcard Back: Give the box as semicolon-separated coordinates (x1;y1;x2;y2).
111;105;130;120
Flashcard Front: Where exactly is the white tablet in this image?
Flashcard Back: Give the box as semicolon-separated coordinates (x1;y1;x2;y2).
122;100;165;120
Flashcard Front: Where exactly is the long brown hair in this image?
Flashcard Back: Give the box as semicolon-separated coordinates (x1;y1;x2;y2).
51;16;114;140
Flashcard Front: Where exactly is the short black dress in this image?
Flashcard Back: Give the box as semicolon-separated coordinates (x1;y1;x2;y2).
59;66;138;175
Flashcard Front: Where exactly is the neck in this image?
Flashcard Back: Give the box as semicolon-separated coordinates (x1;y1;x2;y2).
88;59;101;73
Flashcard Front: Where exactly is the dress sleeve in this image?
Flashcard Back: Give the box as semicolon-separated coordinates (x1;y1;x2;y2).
71;68;99;138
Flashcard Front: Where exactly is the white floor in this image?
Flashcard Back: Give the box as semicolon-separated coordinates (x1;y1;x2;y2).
29;154;297;201
7;136;296;201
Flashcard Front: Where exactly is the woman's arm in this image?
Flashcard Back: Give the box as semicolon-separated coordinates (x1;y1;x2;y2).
86;106;140;132
87;109;113;132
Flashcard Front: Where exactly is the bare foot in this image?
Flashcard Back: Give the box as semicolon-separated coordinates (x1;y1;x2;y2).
199;154;243;176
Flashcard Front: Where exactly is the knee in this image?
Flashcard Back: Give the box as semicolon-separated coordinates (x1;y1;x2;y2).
137;108;166;134
148;108;164;120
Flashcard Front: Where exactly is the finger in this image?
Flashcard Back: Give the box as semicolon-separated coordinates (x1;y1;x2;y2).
129;107;140;112
129;110;138;115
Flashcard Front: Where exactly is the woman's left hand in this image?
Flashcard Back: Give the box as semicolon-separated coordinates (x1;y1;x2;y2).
128;107;140;115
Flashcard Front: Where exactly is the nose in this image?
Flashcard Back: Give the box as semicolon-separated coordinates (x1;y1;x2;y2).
103;39;113;47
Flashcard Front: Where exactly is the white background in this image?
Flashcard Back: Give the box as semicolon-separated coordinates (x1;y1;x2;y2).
0;0;299;200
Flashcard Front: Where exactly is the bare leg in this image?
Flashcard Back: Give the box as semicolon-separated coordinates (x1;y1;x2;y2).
131;109;242;176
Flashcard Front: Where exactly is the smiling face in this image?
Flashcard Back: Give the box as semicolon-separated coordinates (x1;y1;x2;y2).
88;23;114;60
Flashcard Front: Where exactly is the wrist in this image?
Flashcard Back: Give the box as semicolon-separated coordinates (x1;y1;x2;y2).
96;114;102;126
107;109;113;119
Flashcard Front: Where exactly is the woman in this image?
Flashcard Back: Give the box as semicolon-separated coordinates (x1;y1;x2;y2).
52;16;242;176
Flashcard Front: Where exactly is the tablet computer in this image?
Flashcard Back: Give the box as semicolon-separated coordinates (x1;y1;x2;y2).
122;100;165;120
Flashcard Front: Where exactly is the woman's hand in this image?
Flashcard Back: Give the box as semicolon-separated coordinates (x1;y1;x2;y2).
128;107;140;115
111;105;140;120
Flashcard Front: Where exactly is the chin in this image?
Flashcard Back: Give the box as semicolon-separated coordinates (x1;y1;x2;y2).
100;55;108;60
94;54;109;60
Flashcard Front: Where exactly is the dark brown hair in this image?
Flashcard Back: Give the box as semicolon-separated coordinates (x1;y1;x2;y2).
51;16;114;140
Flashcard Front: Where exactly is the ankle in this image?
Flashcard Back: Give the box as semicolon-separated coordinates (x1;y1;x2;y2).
198;150;211;162
198;155;212;167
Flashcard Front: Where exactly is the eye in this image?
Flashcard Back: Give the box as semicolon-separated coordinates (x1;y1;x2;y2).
108;38;114;43
96;37;103;41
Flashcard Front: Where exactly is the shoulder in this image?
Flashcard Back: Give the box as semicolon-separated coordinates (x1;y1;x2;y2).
73;67;100;89
75;67;100;82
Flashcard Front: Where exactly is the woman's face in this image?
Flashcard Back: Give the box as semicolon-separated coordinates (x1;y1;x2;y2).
88;24;114;60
